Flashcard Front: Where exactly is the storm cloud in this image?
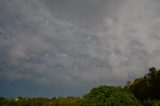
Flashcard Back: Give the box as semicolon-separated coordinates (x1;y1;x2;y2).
1;0;160;91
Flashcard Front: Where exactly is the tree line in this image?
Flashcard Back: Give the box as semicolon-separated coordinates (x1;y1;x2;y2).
0;67;160;106
0;96;80;106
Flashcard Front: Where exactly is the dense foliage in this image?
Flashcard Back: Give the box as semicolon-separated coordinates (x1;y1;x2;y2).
130;67;160;105
131;67;160;100
1;67;160;106
80;86;142;106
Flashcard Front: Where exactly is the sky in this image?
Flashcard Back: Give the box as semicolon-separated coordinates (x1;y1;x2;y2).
1;0;160;97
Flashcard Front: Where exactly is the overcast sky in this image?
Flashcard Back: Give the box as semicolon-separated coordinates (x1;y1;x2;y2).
1;0;160;97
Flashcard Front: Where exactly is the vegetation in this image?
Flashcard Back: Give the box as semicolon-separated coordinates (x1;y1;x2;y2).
130;67;160;106
80;86;142;106
0;96;80;106
0;67;160;106
131;67;160;100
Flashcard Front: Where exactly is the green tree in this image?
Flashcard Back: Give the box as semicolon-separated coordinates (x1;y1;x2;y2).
130;77;150;100
80;85;142;106
130;67;160;100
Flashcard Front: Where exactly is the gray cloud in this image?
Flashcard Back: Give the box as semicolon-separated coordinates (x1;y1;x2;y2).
0;0;160;88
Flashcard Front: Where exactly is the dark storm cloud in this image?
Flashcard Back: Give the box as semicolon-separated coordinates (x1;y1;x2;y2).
0;0;160;90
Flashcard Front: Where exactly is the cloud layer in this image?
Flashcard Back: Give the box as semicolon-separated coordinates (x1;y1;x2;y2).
1;0;160;88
